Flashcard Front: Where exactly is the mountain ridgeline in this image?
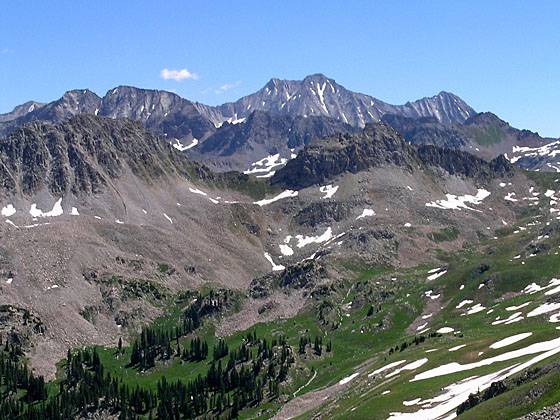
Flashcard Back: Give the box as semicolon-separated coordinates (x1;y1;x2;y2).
271;123;513;189
2;74;560;420
0;73;557;175
0;115;214;196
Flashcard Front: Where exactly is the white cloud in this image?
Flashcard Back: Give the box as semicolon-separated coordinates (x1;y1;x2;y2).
215;81;242;94
160;68;199;81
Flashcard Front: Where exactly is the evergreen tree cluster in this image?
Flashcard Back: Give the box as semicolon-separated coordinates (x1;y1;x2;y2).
0;329;297;419
128;289;233;370
298;334;332;356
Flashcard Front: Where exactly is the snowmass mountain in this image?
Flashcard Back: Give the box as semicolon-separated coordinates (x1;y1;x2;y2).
211;73;476;127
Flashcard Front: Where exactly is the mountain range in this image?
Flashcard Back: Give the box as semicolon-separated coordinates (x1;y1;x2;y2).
2;74;560;419
2;73;557;176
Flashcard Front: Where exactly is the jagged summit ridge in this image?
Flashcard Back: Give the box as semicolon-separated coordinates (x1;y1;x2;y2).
214;74;475;127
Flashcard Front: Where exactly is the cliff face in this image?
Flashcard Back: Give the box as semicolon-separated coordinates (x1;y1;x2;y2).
0;115;210;196
271;123;513;190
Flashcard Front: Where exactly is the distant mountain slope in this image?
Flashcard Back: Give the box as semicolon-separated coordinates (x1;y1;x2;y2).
212;73;476;127
382;111;555;163
4;73;559;173
0;74;476;145
189;110;357;172
0;87;216;143
0;101;44;123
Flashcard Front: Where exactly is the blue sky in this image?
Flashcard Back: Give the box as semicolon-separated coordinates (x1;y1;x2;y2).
1;1;559;136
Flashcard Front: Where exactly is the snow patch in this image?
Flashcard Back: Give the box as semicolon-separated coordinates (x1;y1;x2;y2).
253;190;298;206
1;204;16;217
356;209;375;219
490;332;533;349
425;189;491;211
29;198;63;218
319;184;338;199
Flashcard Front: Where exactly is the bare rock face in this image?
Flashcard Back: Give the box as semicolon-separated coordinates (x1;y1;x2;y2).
416;145;513;179
99;86;216;141
249;260;327;298
0;305;45;350
214;74;475;128
271;123;417;189
0;87;216;143
0;115;212;196
0;101;45;123
191;110;357;172
272;122;513;190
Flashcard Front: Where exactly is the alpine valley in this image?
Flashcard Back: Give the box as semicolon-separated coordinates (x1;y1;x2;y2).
2;74;560;420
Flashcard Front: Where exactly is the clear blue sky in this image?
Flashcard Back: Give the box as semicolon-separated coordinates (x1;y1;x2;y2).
1;1;559;136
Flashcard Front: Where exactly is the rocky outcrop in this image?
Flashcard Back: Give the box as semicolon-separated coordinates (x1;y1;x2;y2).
0;115;212;196
271;123;417;189
271;123;514;189
0;305;45;351
249;260;327;298
417;145;513;179
294;202;352;227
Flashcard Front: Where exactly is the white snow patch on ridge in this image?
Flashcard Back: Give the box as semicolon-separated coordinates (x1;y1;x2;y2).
466;303;486;315
253;190;298;206
338;372;359;385
425;189;490;211
29;198;63;218
189;187;208;196
295;227;333;248
386;358;428;378
369;360;407;377
527;302;560;318
437;327;454;334
456;300;473;309
427;269;447;281
356;209;375;219
412;336;560;382
1;204;16;217
279;244;294;256
264;253;285;271
172;138;198;151
319;184;338;199
244;154;287;176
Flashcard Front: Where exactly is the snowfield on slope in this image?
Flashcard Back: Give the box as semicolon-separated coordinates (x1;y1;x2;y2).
425;189;490;211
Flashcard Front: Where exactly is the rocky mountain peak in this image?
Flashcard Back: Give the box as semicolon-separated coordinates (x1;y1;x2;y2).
271;122;416;189
464;111;509;128
404;91;476;125
0;101;46;123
